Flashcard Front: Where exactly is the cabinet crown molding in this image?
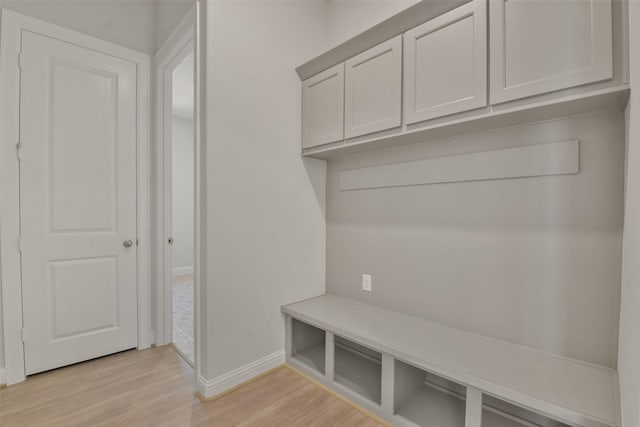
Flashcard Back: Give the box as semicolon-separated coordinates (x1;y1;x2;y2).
295;0;471;81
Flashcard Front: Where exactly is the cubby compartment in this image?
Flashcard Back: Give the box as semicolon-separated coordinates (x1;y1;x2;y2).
291;318;325;374
334;336;382;404
283;296;620;427
394;360;466;427
482;395;570;427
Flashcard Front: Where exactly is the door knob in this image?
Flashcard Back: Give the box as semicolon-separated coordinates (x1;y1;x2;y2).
123;239;134;248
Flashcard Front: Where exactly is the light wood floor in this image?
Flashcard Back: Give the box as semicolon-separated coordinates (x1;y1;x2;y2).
0;346;383;426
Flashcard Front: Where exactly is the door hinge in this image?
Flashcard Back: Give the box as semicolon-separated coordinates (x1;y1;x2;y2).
16;141;22;160
17;237;23;252
18;53;24;69
21;328;27;342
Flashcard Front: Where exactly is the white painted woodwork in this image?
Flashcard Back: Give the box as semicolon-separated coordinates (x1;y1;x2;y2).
482;395;570;427
338;140;579;191
291;318;325;374
392;361;470;427
302;63;345;149
381;353;395;416
282;295;619;427
396;384;466;427
403;0;487;125
326;331;336;382
296;0;470;80
153;6;196;348
480;410;537;427
465;387;483;427
334;337;382;405
284;315;293;361
304;85;627;160
19;31;138;375
489;0;613;104
393;360;425;417
345;35;402;138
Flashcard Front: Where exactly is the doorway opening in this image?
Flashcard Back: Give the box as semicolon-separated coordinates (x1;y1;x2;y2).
169;51;195;365
155;6;198;369
0;2;201;387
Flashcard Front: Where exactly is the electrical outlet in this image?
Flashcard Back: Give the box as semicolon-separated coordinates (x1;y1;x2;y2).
362;274;372;292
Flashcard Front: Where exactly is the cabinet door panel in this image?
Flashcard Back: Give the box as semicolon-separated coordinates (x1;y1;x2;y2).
302;63;344;149
345;36;402;139
490;0;613;104
404;0;487;125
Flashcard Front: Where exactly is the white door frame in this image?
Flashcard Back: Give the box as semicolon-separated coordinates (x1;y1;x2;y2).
0;9;152;385
153;6;197;363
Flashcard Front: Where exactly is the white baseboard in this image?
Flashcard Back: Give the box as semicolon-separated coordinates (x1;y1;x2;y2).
197;349;285;398
0;368;6;386
173;266;193;276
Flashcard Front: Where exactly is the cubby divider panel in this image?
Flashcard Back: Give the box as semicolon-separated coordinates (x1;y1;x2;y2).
334;336;382;404
394;359;466;427
291;318;325;375
482;394;570;427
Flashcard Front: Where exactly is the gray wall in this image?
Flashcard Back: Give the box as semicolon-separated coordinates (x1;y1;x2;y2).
618;0;640;424
201;0;327;379
326;111;625;368
171;116;194;273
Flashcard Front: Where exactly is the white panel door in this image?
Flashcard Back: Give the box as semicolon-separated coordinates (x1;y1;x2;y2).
404;0;487;125
345;36;402;139
19;31;138;375
302;63;344;149
490;0;613;104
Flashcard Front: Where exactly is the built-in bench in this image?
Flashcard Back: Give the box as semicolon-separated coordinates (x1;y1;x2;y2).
282;295;619;427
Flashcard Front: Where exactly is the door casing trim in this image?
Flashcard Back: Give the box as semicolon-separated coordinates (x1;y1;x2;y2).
0;8;151;384
153;6;195;350
153;4;203;387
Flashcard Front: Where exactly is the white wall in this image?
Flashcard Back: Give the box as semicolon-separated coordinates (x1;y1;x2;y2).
200;0;327;380
172;116;194;273
618;0;640;424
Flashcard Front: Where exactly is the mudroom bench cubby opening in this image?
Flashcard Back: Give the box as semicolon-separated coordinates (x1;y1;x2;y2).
282;295;618;427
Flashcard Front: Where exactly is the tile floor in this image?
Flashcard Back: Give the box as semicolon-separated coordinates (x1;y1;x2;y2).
173;274;194;364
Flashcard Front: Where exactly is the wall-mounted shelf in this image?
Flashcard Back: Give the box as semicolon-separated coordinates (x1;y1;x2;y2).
282;295;620;427
302;85;629;160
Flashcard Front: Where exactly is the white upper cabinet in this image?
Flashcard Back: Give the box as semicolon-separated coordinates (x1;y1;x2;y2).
344;36;402;139
302;63;345;149
403;0;487;125
489;0;613;104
